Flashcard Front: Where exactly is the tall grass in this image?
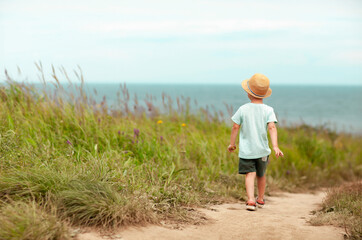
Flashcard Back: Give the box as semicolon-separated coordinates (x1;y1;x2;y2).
0;199;70;240
0;67;361;236
310;182;361;240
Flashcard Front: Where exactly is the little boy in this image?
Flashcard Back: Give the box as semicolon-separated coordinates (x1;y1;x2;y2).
228;73;283;211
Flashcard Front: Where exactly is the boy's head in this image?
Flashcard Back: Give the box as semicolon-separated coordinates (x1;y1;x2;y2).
241;73;272;99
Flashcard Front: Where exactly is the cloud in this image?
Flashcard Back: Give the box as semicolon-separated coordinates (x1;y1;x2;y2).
81;19;318;37
326;50;362;65
1;0;362;84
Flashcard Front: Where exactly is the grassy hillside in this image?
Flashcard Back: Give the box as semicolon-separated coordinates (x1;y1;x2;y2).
0;69;361;238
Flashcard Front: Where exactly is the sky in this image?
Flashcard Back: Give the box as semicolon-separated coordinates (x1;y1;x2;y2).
1;0;362;85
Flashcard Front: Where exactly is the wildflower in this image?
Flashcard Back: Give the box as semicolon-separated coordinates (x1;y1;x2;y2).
66;140;72;146
181;123;186;127
134;128;140;138
118;130;121;135
157;120;163;124
160;136;164;141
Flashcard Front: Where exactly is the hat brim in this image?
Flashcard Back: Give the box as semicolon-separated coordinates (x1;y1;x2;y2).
241;79;272;99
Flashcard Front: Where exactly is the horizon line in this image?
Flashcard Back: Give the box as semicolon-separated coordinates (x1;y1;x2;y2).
2;81;361;87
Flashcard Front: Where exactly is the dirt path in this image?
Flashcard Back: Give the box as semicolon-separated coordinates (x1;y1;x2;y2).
77;192;344;240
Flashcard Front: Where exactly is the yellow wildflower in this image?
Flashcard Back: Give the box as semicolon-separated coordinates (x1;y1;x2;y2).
157;120;163;124
181;123;186;127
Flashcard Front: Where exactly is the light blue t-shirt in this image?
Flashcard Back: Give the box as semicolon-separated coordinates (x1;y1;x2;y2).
231;103;277;159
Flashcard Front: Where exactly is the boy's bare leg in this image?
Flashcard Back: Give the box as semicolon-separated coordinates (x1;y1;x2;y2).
257;175;266;200
245;172;256;202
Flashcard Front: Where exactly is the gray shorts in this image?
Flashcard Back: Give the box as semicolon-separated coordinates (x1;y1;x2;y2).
239;156;269;177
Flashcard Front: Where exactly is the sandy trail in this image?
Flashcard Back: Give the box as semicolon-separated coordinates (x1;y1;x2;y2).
77;192;343;240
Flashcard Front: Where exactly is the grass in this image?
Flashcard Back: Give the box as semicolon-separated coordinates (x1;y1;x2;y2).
0;66;361;238
310;182;361;240
0;199;70;240
56;179;158;227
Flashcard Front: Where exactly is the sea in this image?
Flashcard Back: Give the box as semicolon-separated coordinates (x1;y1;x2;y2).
76;84;362;135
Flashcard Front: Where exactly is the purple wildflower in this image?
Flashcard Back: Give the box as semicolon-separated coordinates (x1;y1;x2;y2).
160;136;164;141
118;130;121;135
66;140;72;146
133;128;140;138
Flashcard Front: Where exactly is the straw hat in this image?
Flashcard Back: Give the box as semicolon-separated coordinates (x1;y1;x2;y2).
241;73;272;98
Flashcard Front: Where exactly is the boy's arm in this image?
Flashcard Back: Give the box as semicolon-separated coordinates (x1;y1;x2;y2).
228;123;240;152
267;122;284;158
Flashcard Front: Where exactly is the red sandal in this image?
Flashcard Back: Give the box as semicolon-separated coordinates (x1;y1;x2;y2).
256;197;265;208
246;201;257;211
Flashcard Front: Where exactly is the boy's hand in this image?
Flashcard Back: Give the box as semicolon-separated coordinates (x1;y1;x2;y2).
273;146;284;158
228;144;237;152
